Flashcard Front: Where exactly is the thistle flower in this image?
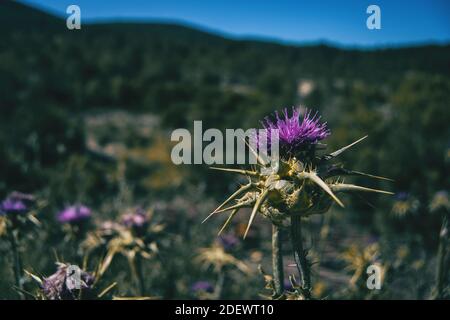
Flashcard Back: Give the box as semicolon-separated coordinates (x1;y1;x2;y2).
205;108;393;237
206;107;393;298
259;107;330;157
190;281;214;294
57;205;92;223
0;198;27;215
0;192;34;216
0;192;38;299
121;207;149;229
41;263;94;300
83;208;163;292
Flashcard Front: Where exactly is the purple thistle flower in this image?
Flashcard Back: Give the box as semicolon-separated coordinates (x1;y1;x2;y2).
190;281;214;294
0;192;33;215
57;205;92;223
0;198;27;215
218;234;239;251
258;107;330;156
120;208;149;229
42;263;94;300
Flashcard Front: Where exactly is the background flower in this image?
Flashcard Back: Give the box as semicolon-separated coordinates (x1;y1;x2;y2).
57;205;92;223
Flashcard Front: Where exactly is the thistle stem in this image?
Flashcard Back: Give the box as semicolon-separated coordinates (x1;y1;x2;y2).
9;230;25;300
135;255;146;296
433;212;448;299
272;224;284;296
290;215;311;298
215;271;225;299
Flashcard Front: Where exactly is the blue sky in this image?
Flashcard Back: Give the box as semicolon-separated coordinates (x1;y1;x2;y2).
20;0;450;47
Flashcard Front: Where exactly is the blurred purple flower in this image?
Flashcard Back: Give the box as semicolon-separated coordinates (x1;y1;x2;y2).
121;208;148;228
42;263;94;300
0;192;33;215
218;234;239;251
1;198;27;215
259;107;330;155
57;205;92;223
190;281;214;294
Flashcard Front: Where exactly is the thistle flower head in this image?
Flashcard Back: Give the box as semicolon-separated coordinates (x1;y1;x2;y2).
260;107;330;157
0;192;34;216
121;207;149;229
41;263;94;300
1;198;27;215
57;205;92;223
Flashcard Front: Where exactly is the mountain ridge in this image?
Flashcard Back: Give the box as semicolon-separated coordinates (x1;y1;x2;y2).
5;1;450;51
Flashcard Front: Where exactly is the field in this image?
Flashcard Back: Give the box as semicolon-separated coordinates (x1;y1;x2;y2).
0;2;449;300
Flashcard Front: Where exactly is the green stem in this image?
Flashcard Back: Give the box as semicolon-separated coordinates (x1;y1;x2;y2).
433;212;448;299
290;215;311;299
135;255;146;296
272;224;284;297
215;271;225;299
9;230;25;300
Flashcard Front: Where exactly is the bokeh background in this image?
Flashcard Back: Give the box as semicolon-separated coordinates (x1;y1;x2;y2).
0;0;449;299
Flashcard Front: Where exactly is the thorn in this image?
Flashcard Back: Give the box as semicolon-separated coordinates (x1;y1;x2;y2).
210;167;259;176
243;137;267;166
331;183;394;195
298;171;345;208
243;189;269;239
327;135;368;159
350;170;394;182
218;209;239;235
202;183;253;223
213;202;252;214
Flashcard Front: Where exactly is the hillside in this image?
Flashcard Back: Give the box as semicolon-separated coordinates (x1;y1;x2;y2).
0;1;449;199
